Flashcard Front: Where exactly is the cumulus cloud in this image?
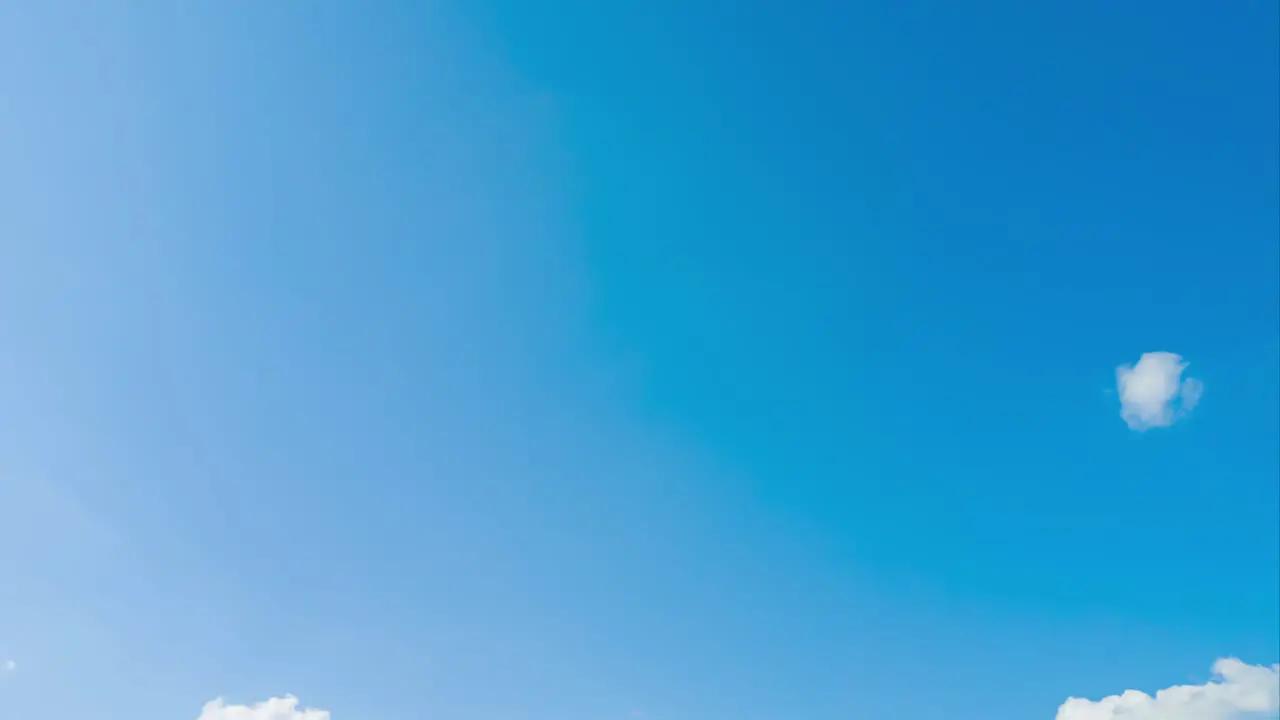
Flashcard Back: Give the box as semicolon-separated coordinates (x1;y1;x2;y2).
1116;351;1203;430
1056;658;1280;720
198;696;330;720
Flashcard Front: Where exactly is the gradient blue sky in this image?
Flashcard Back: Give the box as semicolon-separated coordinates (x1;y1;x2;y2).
1;2;1277;719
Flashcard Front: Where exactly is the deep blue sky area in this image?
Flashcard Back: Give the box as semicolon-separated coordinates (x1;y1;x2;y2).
0;2;1277;719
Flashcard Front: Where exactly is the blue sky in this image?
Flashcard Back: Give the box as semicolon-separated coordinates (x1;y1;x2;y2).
0;2;1277;719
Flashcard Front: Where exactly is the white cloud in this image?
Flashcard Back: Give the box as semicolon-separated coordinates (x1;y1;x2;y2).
1;660;13;673
1116;351;1203;430
198;696;330;720
1056;658;1280;720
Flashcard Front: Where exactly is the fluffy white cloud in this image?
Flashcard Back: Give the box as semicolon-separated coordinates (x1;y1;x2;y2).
1116;351;1203;430
198;696;330;720
1056;658;1280;720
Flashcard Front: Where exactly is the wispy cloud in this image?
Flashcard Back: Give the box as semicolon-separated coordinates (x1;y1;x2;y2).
198;696;330;720
1056;658;1279;720
1;660;13;673
1116;351;1203;430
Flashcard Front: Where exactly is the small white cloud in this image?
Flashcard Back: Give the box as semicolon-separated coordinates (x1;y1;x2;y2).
198;696;330;720
1056;658;1280;720
1116;351;1203;430
1;660;14;673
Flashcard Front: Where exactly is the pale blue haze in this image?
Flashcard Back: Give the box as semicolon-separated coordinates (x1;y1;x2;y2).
0;2;1277;719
